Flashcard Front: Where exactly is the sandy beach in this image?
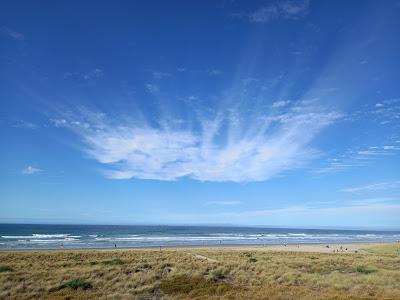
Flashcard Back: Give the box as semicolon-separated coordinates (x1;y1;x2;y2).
165;242;385;253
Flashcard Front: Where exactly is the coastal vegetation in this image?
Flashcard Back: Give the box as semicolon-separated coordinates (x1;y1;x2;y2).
0;244;399;299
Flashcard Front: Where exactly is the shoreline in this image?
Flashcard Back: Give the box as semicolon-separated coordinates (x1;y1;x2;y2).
0;241;395;253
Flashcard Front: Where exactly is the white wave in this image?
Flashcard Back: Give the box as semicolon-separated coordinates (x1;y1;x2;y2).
2;235;36;239
2;234;80;239
28;238;79;243
287;233;309;236
32;234;70;238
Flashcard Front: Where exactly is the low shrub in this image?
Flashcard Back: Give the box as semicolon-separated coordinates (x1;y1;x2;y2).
0;266;13;272
211;270;224;281
248;257;257;263
50;279;93;292
355;266;375;274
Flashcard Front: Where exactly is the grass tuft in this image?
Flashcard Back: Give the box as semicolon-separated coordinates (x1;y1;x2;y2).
355;266;375;274
101;258;124;265
51;279;93;292
0;266;13;272
248;257;257;263
211;270;224;281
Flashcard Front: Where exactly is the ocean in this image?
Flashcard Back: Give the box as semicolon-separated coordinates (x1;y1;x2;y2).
0;224;399;250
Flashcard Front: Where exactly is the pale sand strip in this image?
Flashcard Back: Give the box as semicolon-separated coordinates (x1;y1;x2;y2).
2;242;393;253
98;242;390;254
147;242;392;254
190;243;372;253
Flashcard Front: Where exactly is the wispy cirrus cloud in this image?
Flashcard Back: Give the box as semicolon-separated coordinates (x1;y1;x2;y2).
342;181;400;193
233;0;310;23
22;165;42;175
272;100;291;108
177;68;223;76
50;98;340;182
145;83;159;94
205;201;241;206
12;120;38;129
168;200;400;226
316;144;400;174
344;98;400;125
152;71;171;79
0;26;24;41
64;68;104;81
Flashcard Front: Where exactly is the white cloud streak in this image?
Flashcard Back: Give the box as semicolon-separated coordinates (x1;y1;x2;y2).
235;0;310;23
22;165;42;175
0;27;24;41
205;201;241;206
342;181;400;193
50;99;341;182
12;120;38;129
64;69;104;81
316;144;400;174
145;83;159;93
166;200;400;226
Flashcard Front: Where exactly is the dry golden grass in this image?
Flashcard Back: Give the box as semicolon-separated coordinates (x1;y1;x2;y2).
0;244;399;299
362;243;400;256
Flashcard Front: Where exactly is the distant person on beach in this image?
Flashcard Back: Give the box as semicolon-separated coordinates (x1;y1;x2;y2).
114;244;117;248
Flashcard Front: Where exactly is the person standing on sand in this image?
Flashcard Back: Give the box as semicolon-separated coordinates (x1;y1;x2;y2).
114;243;116;248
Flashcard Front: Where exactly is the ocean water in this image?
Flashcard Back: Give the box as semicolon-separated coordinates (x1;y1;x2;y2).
0;224;399;250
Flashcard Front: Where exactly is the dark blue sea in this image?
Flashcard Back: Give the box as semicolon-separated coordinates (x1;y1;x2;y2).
1;224;399;250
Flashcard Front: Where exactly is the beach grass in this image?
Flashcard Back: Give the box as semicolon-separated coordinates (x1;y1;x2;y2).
0;244;399;299
362;243;400;255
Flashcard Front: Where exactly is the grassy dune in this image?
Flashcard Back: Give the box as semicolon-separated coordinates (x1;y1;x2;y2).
0;244;399;299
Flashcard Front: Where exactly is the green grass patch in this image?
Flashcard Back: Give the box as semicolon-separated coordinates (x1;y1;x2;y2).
248;257;257;263
50;279;93;292
211;270;224;281
0;266;13;272
242;252;253;258
101;258;124;265
355;266;375;274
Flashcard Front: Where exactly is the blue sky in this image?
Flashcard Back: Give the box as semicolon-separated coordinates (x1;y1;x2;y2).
1;0;400;228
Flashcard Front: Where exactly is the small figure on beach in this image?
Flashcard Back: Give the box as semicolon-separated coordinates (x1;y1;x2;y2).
114;243;117;248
